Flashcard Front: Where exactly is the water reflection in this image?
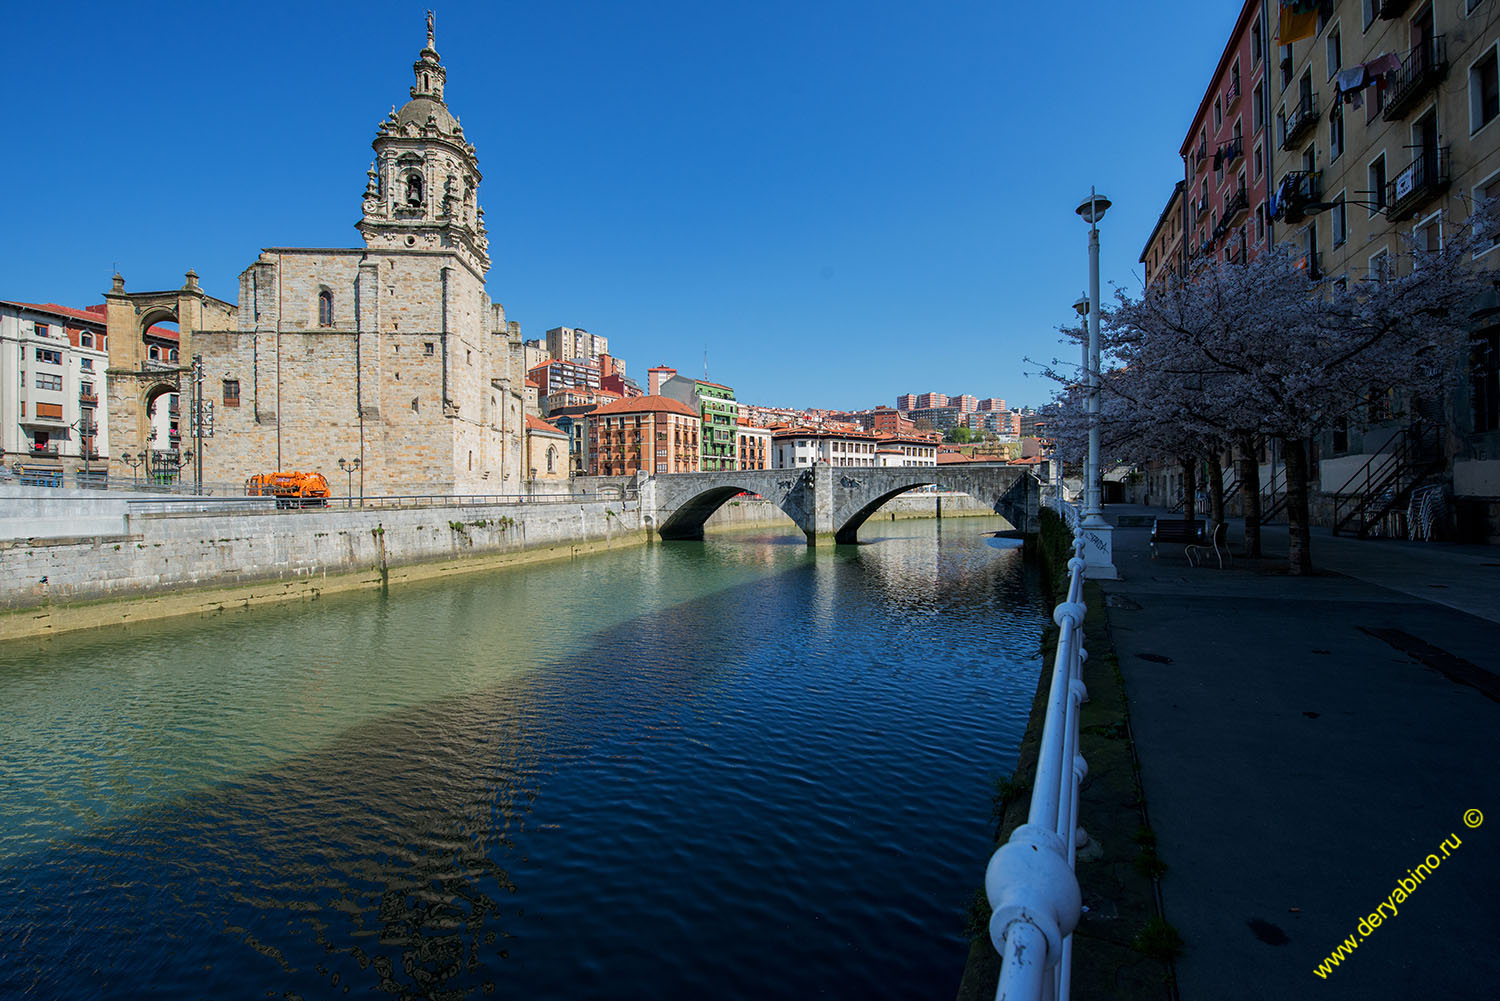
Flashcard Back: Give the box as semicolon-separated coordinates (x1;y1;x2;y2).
0;517;1046;1000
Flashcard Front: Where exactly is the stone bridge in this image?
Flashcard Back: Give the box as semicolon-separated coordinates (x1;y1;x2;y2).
637;464;1039;546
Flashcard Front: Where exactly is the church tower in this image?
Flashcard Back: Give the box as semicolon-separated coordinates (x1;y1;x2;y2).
358;12;490;276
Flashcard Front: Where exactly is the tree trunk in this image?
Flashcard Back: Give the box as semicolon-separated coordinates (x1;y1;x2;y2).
1237;434;1262;558
1281;436;1314;575
1207;450;1226;525
1181;458;1197;522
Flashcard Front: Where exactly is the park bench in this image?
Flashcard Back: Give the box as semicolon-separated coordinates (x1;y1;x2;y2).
1184;521;1232;569
1150;518;1205;560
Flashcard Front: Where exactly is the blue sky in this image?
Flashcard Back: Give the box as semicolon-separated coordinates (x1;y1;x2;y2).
3;1;1243;411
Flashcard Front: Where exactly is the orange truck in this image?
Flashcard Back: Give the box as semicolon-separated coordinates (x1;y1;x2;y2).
246;471;331;508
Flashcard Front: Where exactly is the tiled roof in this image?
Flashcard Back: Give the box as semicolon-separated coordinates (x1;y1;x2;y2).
2;300;108;327
526;415;566;435
589;394;698;418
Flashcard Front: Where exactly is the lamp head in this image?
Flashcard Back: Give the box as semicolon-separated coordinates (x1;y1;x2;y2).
1075;192;1112;224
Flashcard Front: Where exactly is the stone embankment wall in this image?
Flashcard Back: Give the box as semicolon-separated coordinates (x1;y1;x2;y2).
1;496;641;617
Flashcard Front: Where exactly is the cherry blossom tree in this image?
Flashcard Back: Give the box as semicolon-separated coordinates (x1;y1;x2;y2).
1098;204;1495;574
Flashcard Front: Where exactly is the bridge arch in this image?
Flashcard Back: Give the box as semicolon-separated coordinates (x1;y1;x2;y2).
656;483;791;540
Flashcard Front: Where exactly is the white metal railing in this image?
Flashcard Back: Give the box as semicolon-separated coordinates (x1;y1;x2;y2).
985;526;1088;1000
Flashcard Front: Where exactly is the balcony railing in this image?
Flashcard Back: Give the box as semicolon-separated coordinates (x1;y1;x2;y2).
1383;37;1447;121
1386;146;1450;221
1224;185;1250;222
1273;169;1321;223
1281;92;1319;150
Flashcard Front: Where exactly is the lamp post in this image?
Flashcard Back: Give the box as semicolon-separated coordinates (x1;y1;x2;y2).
337;457;361;508
1075;188;1117;579
119;450;143;489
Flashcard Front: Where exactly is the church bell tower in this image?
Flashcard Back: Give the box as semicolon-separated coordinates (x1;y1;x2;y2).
358;11;490;275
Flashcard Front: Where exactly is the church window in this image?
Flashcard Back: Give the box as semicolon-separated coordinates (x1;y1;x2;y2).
318;289;334;326
406;173;424;206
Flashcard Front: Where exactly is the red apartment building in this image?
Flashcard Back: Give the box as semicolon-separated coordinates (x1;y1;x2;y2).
1181;0;1275;268
586;395;700;476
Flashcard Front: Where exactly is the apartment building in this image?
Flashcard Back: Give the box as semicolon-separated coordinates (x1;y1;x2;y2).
771;428;879;468
1;301;112;486
1268;0;1500;537
1183;0;1276;268
586;395;700;476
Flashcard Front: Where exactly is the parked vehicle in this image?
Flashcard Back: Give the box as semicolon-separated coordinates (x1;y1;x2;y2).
246;471;331;508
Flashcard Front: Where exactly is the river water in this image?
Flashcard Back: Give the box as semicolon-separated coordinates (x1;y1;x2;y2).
0;517;1047;1000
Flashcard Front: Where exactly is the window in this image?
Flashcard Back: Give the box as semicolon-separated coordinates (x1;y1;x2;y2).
1330;101;1344;161
1368;154;1388;215
223;379;241;407
1474;172;1500;255
35;373;62;391
1331;193;1348;246
1472;328;1500;432
1414;213;1442;265
80;358;92;371
34;348;62;365
1327;27;1341;79
1471;46;1499;133
318;289;333;326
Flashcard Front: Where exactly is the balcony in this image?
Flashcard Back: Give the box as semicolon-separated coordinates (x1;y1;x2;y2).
1224;185;1250;223
1386;146;1450;221
1281;92;1319;150
1378;0;1413;18
1383;38;1447;121
1218;135;1243;166
1273;169;1322;223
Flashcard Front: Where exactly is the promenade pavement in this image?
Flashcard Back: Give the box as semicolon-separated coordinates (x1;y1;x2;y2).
1096;505;1500;999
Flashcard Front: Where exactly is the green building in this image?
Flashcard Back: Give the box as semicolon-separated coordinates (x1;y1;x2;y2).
661;375;739;471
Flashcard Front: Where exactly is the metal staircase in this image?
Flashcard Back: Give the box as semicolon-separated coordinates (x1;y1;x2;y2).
1330;420;1446;538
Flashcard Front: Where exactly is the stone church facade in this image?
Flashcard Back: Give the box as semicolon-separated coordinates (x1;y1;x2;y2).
104;18;533;497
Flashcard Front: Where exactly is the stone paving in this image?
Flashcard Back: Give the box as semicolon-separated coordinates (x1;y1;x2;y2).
1099;505;1500;998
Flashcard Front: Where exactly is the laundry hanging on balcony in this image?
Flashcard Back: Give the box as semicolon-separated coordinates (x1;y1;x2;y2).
1276;1;1319;44
1330;53;1402;114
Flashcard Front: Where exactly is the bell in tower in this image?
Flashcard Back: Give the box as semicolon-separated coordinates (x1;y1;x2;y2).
357;11;490;274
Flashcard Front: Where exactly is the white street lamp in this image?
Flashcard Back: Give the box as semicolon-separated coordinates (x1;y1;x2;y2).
1074;188;1118;579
